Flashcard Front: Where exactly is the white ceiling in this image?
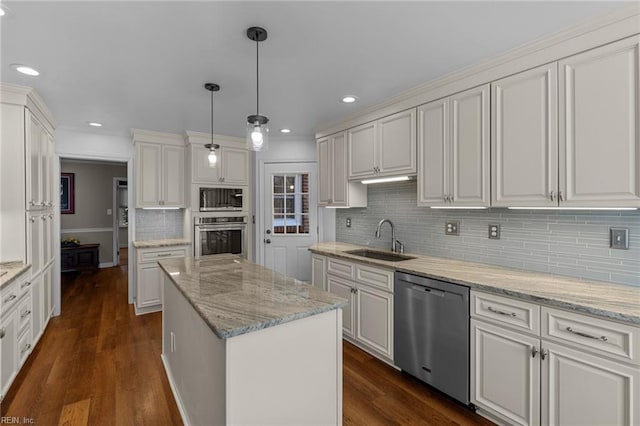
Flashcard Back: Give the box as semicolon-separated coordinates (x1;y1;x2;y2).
0;1;627;139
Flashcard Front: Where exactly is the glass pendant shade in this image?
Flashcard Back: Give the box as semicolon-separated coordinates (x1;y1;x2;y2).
247;115;269;151
203;83;220;167
207;146;218;167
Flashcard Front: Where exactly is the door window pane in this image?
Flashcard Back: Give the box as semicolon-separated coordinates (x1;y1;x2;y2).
272;173;310;234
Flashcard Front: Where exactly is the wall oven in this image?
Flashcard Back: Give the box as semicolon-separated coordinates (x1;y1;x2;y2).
199;187;244;212
194;216;246;257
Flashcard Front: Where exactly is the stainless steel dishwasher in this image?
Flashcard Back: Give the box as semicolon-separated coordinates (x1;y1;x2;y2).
394;271;470;405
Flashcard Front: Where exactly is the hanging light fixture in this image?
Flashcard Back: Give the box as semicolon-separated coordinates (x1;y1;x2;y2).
246;26;269;151
204;82;220;168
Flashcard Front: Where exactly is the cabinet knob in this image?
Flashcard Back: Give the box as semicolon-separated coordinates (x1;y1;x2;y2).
531;346;538;358
558;191;564;202
549;190;556;201
30;217;36;223
21;309;31;319
21;343;32;354
42;216;47;221
540;348;548;360
0;327;5;339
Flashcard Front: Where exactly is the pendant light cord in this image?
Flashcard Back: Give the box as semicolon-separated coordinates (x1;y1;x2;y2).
210;87;214;145
256;38;259;117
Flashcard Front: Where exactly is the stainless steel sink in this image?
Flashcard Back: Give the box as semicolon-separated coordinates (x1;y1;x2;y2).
345;249;416;262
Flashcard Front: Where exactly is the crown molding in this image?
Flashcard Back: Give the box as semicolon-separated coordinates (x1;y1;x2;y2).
0;82;57;132
130;128;185;146
184;130;247;148
315;4;640;138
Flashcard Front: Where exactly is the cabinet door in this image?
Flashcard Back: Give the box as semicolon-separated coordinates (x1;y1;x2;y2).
377;109;416;176
31;274;43;341
327;275;354;339
471;319;540;426
44;265;53;321
0;309;18;399
221;147;249;185
136;143;162;207
163;145;185;207
311;254;326;291
317;137;331;205
348;122;377;179
40;130;53;208
331;133;349;206
417;98;449;206
137;263;163;308
559;36;640;207
541;340;639;426
492;63;558;207
28;214;42;275
25;110;42;209
451;85;490;206
355;285;393;360
42;215;52;266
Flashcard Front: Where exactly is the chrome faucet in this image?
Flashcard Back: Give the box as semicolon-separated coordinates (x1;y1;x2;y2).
375;219;404;253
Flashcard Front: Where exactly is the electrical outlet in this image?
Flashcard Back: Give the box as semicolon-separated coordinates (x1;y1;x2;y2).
445;221;459;236
610;227;629;249
346;217;351;228
488;224;500;240
106;208;112;215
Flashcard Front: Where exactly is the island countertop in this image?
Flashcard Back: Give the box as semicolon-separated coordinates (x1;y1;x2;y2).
158;254;348;339
310;242;640;326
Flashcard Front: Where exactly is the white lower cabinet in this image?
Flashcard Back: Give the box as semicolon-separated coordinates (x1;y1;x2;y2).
471;290;640;426
0;308;18;400
135;246;187;314
325;256;394;363
310;254;327;291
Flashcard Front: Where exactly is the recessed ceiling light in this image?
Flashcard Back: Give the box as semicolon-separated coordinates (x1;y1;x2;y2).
280;128;291;134
87;122;103;127
12;64;40;76
341;95;358;104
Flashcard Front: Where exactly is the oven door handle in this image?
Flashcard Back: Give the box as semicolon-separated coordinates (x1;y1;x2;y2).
196;225;247;231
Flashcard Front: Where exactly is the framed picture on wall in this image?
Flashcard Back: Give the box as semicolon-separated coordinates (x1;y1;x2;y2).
60;172;75;214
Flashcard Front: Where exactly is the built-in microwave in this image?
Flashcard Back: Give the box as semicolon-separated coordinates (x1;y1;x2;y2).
199;187;244;212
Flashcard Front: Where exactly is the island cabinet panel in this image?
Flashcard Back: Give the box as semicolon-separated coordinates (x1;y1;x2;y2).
161;274;343;426
327;274;355;339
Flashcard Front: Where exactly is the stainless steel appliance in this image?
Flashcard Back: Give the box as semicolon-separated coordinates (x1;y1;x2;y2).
194;216;246;257
199;187;244;212
394;271;470;405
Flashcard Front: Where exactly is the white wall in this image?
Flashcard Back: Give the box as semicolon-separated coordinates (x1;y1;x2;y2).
251;137;336;262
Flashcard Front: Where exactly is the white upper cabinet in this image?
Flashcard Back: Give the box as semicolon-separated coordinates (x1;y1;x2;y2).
418;85;489;207
491;63;558;207
318;132;366;207
191;144;249;186
25;110;54;210
348;121;377;179
559;35;640;207
348;109;417;180
135;139;186;208
377;109;417;176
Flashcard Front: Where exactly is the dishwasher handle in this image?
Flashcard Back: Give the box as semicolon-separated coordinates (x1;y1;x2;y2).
412;284;446;297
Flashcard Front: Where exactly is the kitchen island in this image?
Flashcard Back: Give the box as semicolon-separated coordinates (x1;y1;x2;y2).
158;254;347;426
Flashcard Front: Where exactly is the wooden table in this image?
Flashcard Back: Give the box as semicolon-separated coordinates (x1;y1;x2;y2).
61;244;100;272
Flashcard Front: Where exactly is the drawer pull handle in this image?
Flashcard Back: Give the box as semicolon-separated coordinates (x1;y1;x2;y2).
157;253;172;257
21;281;32;289
488;306;516;317
21;343;32;354
4;294;17;303
21;309;31;319
565;326;608;342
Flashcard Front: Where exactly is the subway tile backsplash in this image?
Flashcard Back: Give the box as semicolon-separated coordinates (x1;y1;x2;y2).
135;209;184;240
335;181;640;287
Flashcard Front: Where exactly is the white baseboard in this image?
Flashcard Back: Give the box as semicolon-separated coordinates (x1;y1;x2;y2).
161;354;191;426
99;262;114;268
134;303;162;316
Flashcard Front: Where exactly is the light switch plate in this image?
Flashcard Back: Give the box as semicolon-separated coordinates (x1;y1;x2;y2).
488;224;500;240
346;217;352;228
610;227;629;249
445;221;459;236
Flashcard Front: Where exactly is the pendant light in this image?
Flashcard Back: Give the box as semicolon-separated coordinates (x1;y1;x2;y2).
204;83;220;168
246;26;269;151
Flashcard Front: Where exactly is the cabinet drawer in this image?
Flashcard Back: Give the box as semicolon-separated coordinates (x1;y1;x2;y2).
1;280;20;315
541;307;640;364
471;291;540;335
137;247;187;263
355;264;394;292
18;327;32;365
18;295;32;333
327;257;355;280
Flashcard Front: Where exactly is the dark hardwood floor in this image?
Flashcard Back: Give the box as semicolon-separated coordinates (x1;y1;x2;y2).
1;265;492;425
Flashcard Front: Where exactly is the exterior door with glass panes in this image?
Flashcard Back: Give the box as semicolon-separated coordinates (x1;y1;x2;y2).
262;162;317;281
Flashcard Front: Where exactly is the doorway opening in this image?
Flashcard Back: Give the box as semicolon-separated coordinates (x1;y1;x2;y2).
113;178;128;266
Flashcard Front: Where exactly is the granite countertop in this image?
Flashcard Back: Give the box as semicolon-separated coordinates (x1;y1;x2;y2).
132;238;191;249
159;254;348;339
0;261;31;289
310;242;640;326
